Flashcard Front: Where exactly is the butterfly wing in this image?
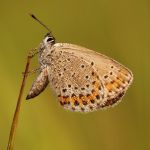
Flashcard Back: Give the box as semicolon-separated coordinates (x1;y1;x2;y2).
47;43;133;112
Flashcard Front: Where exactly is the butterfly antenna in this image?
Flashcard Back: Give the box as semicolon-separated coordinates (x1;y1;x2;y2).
29;13;51;33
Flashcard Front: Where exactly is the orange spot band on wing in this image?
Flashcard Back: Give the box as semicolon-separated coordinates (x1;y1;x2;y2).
59;92;101;106
105;83;113;92
115;79;122;85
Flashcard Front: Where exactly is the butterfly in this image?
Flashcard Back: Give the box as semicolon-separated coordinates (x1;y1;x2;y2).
26;14;133;112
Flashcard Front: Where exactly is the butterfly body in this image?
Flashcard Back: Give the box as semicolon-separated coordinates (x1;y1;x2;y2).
26;33;133;112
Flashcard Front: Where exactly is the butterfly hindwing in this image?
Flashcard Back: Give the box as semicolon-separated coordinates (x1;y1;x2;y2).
46;43;133;112
46;45;105;112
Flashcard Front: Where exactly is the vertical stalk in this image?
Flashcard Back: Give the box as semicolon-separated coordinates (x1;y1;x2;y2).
7;54;33;150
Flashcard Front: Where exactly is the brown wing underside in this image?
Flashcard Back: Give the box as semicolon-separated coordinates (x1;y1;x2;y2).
49;43;133;112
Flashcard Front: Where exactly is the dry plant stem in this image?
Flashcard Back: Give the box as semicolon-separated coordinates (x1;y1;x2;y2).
7;51;36;150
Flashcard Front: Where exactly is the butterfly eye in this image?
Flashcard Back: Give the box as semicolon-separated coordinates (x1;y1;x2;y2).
47;37;53;42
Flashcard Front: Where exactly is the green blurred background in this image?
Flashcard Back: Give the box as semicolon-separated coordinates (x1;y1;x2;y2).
0;0;150;150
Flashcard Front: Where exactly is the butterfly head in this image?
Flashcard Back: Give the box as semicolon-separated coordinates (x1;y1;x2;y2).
29;14;55;48
43;33;55;47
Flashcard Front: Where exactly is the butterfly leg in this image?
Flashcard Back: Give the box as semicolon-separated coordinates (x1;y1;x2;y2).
28;48;38;58
22;68;40;76
22;48;39;75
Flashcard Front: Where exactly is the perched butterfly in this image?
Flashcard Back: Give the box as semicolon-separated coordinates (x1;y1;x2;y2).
26;14;133;112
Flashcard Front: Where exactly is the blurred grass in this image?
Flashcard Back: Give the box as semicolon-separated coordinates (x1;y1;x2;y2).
0;0;150;150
